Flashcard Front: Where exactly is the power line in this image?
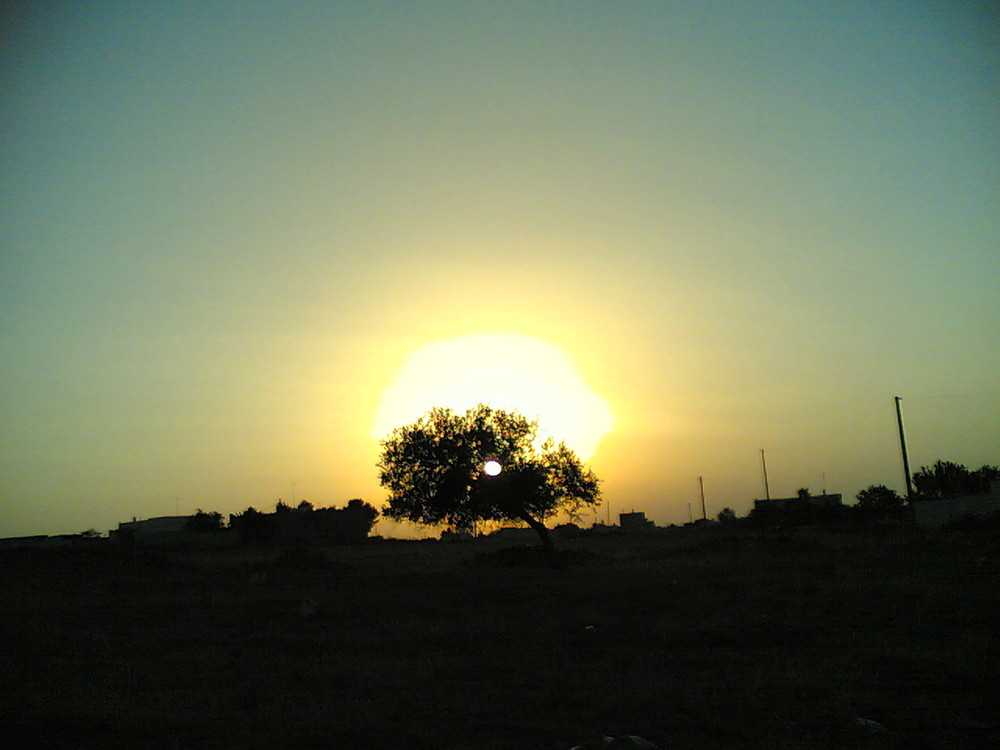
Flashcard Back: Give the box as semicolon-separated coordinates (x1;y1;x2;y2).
895;392;1000;401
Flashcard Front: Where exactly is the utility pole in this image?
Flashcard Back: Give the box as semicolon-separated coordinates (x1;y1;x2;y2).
894;396;914;501
760;449;771;501
699;476;707;520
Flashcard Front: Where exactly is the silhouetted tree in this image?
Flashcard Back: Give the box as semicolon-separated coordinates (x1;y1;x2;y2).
229;507;275;544
186;509;224;532
307;499;379;543
912;461;1000;500
334;498;378;542
297;500;314;512
275;500;293;514
856;485;905;515
717;507;737;524
378;404;601;562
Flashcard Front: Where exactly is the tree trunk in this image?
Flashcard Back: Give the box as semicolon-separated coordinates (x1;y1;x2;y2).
517;512;561;570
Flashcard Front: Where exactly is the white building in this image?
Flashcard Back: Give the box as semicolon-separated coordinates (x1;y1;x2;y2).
110;515;190;542
911;480;1000;530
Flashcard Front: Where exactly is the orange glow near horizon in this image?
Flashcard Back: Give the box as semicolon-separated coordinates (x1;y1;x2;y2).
371;334;614;462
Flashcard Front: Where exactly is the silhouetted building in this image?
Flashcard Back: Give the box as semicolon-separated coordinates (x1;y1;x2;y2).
912;480;1000;530
619;511;654;531
110;515;190;543
0;535;49;551
0;534;101;551
753;493;842;512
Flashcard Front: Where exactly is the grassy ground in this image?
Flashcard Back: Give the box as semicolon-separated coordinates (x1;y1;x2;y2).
2;524;998;749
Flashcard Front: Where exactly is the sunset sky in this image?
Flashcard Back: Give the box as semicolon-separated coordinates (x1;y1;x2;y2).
2;1;998;538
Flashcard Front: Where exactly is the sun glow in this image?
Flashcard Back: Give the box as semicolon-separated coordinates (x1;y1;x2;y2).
372;334;614;461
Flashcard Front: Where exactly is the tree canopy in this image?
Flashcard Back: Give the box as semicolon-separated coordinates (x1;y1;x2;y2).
855;484;905;515
912;461;1000;500
186;509;224;533
377;404;601;553
716;507;737;524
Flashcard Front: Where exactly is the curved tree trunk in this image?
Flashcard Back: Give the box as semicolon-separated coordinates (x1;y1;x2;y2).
517;512;561;569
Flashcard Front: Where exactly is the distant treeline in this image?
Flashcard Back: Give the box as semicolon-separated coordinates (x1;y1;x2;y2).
185;499;379;544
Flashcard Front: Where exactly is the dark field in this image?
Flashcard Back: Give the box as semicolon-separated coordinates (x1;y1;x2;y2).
3;526;998;749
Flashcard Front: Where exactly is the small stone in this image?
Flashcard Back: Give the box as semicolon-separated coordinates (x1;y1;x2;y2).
603;736;657;749
852;717;887;733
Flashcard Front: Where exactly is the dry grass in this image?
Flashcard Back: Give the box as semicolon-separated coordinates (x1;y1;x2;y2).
2;525;998;749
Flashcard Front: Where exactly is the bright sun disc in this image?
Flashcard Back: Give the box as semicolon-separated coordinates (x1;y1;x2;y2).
483;460;502;476
372;334;614;461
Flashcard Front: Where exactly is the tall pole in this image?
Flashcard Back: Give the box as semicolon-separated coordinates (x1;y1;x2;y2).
895;396;914;501
699;476;707;520
760;449;771;501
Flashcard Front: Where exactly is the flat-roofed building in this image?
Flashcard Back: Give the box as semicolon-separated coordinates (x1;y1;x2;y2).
912;480;1000;530
753;493;842;512
619;511;654;531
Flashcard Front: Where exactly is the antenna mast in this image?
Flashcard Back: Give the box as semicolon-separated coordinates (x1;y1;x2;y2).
760;449;771;501
699;476;707;520
894;396;914;500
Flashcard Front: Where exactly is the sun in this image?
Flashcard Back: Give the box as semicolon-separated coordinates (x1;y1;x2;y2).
372;334;614;461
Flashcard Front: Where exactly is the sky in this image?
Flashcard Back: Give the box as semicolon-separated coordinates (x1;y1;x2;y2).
2;1;998;538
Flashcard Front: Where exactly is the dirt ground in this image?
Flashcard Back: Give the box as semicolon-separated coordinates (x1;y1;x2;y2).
3;524;998;749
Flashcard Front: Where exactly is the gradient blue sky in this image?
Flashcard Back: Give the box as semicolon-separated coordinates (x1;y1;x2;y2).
2;1;998;537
